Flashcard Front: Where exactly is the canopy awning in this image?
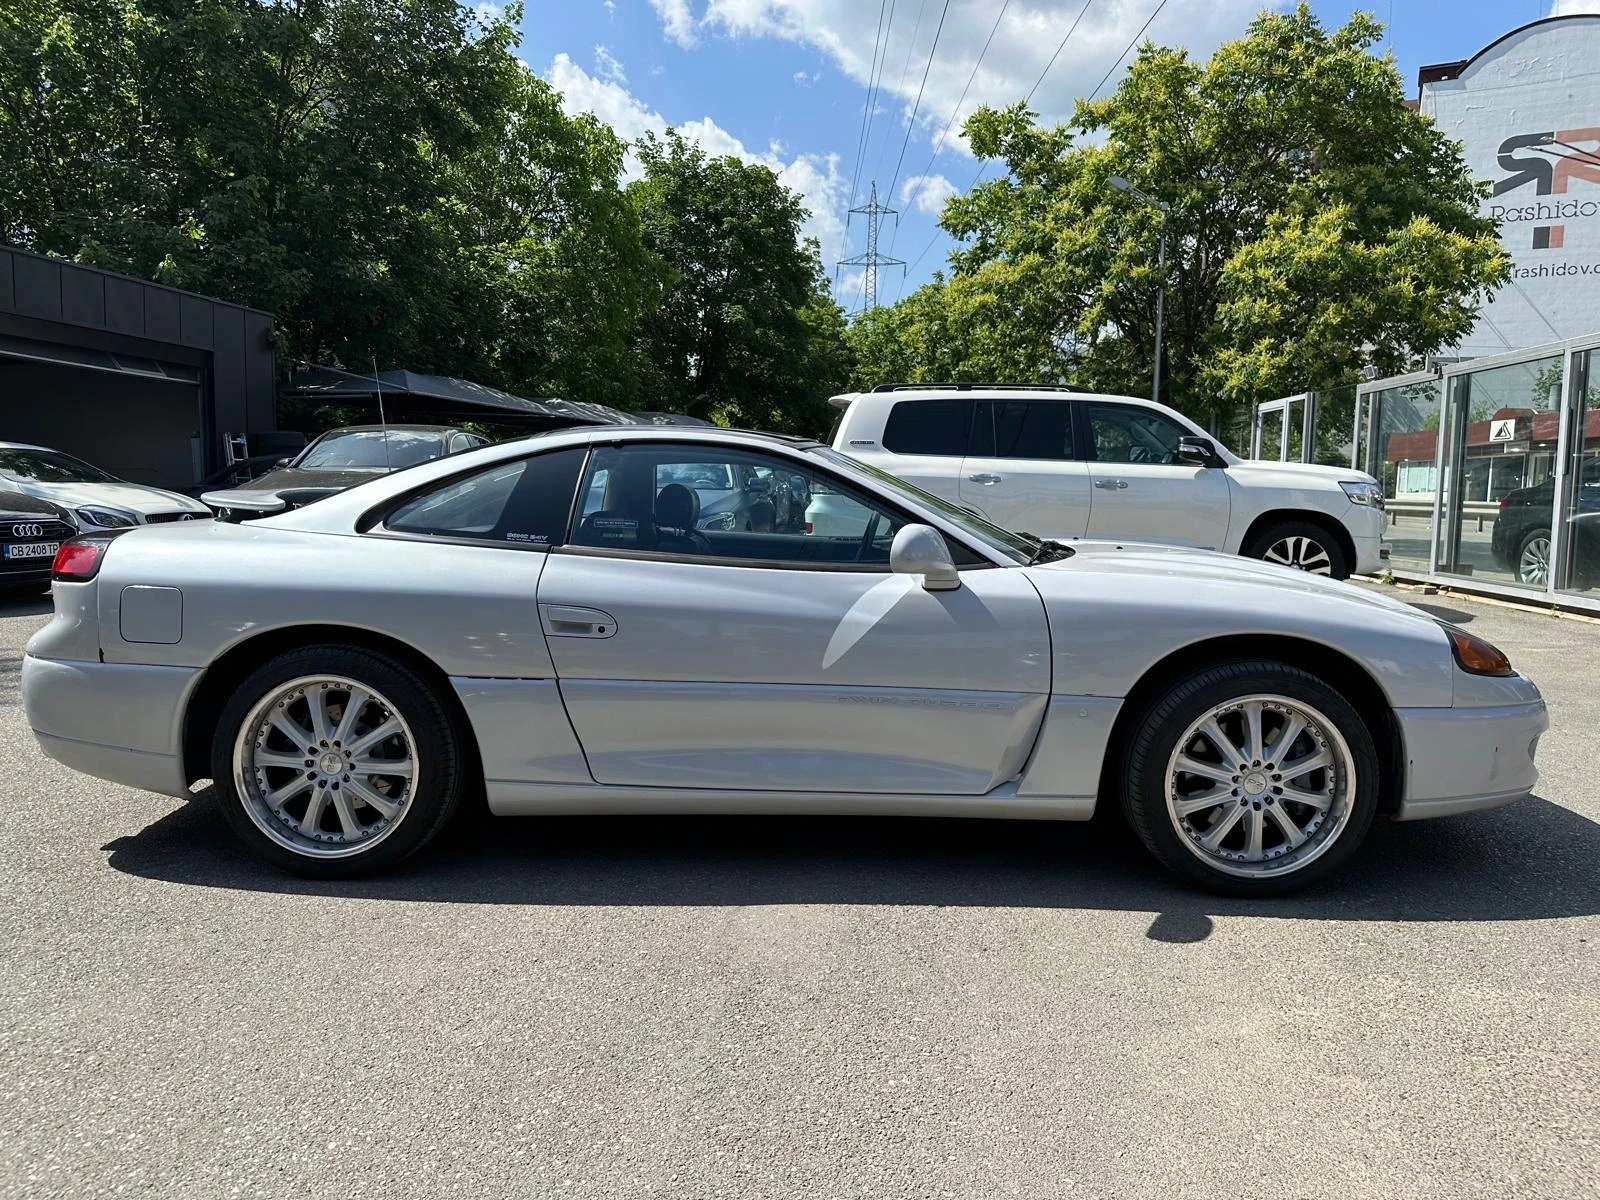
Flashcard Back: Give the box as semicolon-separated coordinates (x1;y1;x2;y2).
284;364;631;427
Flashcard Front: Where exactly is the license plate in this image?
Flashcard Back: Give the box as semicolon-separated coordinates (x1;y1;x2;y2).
4;542;59;560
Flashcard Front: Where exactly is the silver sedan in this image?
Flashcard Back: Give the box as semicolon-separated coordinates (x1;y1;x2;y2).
23;426;1547;894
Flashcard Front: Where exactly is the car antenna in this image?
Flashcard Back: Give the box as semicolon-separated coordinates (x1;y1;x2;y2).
372;357;393;473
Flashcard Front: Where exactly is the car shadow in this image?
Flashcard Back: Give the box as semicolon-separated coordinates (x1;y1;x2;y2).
0;589;52;618
101;790;1600;938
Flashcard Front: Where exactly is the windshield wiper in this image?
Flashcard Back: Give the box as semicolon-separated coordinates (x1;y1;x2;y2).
1019;532;1075;565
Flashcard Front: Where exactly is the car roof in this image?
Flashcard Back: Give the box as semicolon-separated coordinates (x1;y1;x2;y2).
0;441;57;452
828;386;1154;408
312;424;470;436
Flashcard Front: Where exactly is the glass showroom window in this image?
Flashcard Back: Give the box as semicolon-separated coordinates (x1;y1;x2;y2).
1438;354;1563;588
1558;349;1600;595
1367;377;1442;574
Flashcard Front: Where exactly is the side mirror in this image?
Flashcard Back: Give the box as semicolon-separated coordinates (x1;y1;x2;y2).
1175;435;1224;468
274;457;292;467
891;524;961;591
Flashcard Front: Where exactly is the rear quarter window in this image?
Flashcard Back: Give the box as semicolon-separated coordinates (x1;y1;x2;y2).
881;399;974;456
383;447;585;548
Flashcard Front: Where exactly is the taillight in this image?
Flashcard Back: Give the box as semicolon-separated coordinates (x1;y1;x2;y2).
806;521;814;533
52;536;114;582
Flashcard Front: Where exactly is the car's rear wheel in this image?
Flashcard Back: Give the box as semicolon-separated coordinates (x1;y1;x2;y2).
1120;661;1380;895
1243;520;1349;579
1515;527;1552;586
210;645;468;877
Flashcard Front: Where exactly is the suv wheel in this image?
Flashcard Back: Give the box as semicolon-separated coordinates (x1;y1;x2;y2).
1243;520;1349;579
210;645;468;877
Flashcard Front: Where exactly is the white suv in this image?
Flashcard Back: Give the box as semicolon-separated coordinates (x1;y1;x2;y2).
826;385;1388;579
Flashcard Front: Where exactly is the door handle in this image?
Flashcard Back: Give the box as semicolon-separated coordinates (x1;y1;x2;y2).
1094;478;1129;490
540;604;617;639
968;472;1002;484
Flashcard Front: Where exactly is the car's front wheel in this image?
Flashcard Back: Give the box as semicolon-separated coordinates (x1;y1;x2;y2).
1243;520;1349;579
1119;660;1380;895
210;645;469;877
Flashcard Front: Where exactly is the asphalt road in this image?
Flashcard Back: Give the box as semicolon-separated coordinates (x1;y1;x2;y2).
1;585;1597;1199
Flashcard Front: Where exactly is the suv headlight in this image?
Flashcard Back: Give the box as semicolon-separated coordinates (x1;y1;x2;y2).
1339;480;1384;509
698;511;738;531
75;506;138;528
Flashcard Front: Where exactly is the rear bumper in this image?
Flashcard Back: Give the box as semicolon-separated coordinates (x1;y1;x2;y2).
1393;698;1548;821
23;654;198;798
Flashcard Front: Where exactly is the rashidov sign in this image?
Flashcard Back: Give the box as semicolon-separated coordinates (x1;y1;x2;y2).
1420;14;1600;357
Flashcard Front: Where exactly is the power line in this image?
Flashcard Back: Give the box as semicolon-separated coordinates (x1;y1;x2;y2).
1027;0;1095;103
874;0;930;183
1088;0;1170;101
884;0;956;220
838;182;905;311
844;0;892;218
894;0;1097;297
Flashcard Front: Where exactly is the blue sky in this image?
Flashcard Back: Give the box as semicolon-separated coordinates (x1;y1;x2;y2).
518;0;1580;310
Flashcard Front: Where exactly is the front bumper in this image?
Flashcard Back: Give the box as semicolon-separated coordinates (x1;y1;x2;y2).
23;654;198;798
1392;697;1548;820
1346;504;1389;576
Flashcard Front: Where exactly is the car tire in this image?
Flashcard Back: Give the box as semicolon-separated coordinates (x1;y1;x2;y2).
1119;660;1380;896
210;644;469;878
1243;520;1349;579
1514;527;1552;587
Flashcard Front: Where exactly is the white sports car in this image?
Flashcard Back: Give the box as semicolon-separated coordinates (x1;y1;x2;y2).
23;426;1546;894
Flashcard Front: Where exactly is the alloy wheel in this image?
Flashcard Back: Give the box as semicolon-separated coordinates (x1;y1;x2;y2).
1518;535;1551;586
1164;694;1356;880
1262;535;1332;575
232;674;418;859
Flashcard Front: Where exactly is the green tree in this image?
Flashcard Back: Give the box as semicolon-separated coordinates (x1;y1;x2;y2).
0;0;655;408
628;129;852;433
865;4;1508;428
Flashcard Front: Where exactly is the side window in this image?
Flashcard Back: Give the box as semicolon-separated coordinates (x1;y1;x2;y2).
1083;403;1187;465
881;399;973;456
447;433;475;454
384;447;585;548
569;443;964;567
971;401;1073;460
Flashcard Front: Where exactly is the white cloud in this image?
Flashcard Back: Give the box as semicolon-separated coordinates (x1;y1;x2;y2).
898;173;956;215
545;54;848;273
1552;0;1600;12
650;0;699;48
695;0;1272;162
594;43;626;85
794;69;820;86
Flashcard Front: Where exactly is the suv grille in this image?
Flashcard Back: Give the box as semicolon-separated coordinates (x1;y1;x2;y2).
144;511;202;524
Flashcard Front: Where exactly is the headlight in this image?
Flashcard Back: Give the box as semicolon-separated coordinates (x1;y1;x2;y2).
1339;480;1385;509
698;511;738;531
75;506;138;528
1441;623;1515;676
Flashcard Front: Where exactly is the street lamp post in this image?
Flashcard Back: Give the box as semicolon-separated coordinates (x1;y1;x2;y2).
1109;176;1170;407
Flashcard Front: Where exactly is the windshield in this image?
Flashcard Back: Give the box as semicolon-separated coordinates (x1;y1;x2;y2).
298;430;449;471
0;448;119;484
656;462;736;490
810;446;1037;564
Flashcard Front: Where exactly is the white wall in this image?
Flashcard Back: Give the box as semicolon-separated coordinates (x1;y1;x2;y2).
1422;15;1600;357
0;361;201;487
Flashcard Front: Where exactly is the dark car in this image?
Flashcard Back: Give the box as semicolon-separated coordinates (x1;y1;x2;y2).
1490;458;1600;587
0;491;77;591
200;424;487;520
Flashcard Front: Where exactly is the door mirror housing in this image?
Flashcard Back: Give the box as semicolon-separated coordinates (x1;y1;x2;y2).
1175;435;1225;468
891;524;961;591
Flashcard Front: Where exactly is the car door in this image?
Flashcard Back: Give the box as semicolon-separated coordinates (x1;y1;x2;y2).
872;397;975;507
1079;401;1231;549
537;441;1051;795
959;399;1092;539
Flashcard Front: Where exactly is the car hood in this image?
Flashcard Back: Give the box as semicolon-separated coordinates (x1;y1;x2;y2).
1028;540;1423;618
8;479;207;515
0;491;74;522
229;466;388;494
1225;459;1373;487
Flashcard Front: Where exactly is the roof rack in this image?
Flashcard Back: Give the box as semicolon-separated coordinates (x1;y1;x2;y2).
868;382;1086;394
